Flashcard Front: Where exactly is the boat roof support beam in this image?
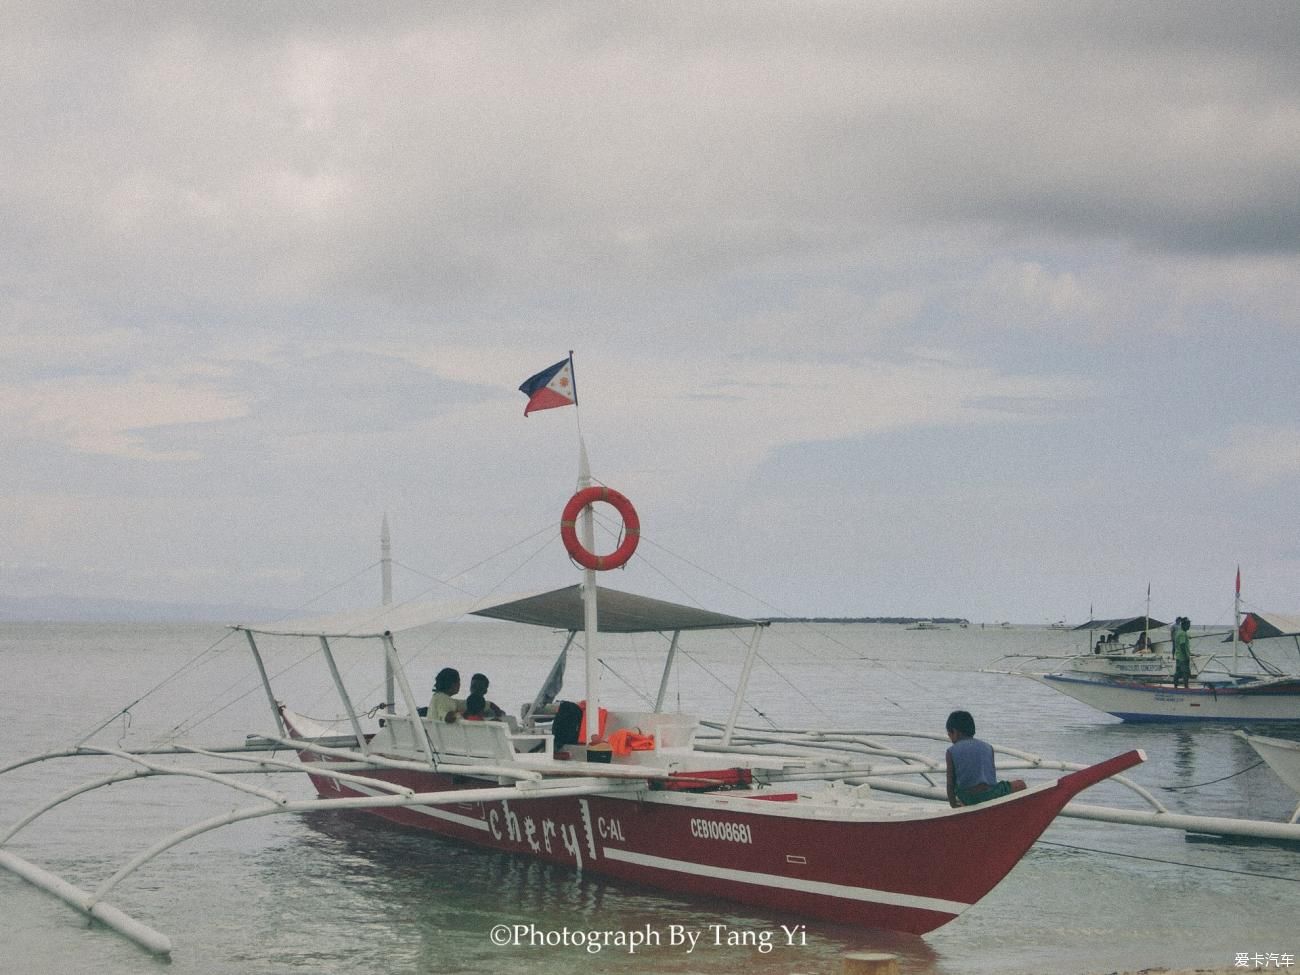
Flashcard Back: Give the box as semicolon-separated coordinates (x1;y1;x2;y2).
242;629;286;739
721;623;765;746
653;630;681;713
318;636;368;756
380;631;436;765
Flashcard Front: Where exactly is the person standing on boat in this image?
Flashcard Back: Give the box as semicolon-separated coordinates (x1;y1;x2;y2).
1172;617;1192;688
945;710;1026;807
430;667;465;723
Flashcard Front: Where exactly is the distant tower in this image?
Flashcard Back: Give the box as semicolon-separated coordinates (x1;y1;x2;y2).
381;513;393;606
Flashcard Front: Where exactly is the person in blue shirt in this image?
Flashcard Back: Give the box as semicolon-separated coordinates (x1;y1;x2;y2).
945;710;1026;807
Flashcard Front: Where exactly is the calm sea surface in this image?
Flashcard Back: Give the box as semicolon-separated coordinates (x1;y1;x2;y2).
1;620;1297;975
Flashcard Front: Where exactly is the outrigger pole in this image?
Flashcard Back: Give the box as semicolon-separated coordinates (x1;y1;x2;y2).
383;512;395;714
0;764;645;958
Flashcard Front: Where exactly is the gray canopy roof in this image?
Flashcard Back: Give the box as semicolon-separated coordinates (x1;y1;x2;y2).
240;584;759;638
469;585;761;633
1072;616;1168;636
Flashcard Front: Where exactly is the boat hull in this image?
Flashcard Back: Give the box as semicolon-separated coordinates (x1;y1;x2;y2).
1239;733;1300;796
1041;673;1300;723
292;743;1142;935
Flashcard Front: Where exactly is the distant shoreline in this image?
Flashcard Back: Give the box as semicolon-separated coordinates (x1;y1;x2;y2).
760;616;971;625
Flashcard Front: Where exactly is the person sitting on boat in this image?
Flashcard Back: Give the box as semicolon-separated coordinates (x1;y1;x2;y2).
469;672;507;720
1134;631;1149;652
430;667;465;724
550;701;583;758
945;710;1026;807
1172;617;1192;688
463;693;488;721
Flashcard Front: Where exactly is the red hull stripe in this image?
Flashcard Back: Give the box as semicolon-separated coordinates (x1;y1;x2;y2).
602;847;968;916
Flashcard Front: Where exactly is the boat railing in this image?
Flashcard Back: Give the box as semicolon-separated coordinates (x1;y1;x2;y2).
695;722;1170;814
421;717;551;761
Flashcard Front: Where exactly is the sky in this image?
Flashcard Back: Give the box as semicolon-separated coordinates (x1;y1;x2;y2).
2;2;1298;626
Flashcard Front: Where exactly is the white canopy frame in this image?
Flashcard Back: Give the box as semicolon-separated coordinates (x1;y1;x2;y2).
235;584;768;759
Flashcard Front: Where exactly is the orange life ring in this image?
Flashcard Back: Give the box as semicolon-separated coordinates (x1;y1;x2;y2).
560;486;640;570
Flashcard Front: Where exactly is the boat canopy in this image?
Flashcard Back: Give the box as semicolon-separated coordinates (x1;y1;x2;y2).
1228;611;1300;642
238;585;760;639
1071;616;1168;636
468;585;762;633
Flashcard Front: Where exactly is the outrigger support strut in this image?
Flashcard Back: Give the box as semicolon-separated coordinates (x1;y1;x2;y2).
243;628;286;738
0;742;646;958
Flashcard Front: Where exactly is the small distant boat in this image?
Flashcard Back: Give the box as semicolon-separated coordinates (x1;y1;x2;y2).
1061;615;1177;680
1038;671;1300;723
1033;575;1300;723
906;621;948;631
1236;731;1300;823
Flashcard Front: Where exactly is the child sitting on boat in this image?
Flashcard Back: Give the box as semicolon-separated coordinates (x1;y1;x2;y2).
469;672;507;720
463;693;488;721
945;710;1026;807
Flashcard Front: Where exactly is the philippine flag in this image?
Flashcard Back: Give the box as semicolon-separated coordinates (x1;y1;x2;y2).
519;358;577;415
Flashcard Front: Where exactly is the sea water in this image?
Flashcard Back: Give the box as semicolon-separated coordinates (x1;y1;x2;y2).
1;620;1296;975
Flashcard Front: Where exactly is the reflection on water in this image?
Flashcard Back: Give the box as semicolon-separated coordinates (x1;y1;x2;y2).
289;810;942;975
1172;729;1198;781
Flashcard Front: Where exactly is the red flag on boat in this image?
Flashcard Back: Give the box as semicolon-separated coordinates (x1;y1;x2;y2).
1236;566;1241;596
1239;613;1258;644
519;357;577;416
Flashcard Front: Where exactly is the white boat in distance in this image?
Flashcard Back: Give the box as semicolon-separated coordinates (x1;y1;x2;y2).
1038;670;1300;722
1063;615;1176;680
1033;579;1300;723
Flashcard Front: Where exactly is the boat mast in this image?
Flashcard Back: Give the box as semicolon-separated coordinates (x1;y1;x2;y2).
382;513;395;714
381;512;393;606
577;437;601;742
1233;566;1241;674
1143;583;1150;652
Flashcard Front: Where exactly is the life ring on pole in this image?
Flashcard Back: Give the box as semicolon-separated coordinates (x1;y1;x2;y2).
560;486;640;570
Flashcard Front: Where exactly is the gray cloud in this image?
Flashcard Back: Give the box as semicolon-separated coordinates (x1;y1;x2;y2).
2;2;1298;618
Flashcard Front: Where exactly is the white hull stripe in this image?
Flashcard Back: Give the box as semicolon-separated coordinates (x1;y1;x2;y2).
601;848;969;916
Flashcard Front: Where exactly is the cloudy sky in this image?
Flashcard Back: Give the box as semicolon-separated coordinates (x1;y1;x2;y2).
3;2;1298;625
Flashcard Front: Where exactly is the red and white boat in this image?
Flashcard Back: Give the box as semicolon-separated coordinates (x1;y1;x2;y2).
249;477;1145;937
278;695;1140;935
0;475;1150;956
